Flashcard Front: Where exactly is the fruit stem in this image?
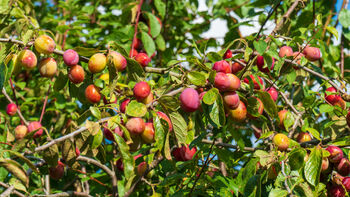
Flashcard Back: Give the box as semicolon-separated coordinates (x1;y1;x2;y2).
39;83;52;124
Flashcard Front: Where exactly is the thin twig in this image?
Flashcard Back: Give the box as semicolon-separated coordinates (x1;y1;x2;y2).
281;161;292;194
0;185;14;197
9;78;24;125
270;0;301;35
256;0;282;38
40;83;52;123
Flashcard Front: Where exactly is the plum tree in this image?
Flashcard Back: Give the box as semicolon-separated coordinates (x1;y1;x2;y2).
1;1;350;196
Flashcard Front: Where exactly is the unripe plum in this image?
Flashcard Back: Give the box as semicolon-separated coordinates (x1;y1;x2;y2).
272;133;289;151
212;60;231;73
15;125;28;140
133;81;151;101
34;35;56;54
214;72;230;91
126;118;145;135
337;158;350;176
49;161;65;180
223;49;232;59
157;111;173;131
266;87;278;102
223;91;240;110
325;87;341;105
256;56;275;73
334;98;346;110
328;185;345;197
28;121;43;138
141;92;153;105
129;49;138;58
6;103;17;116
228;101;247;122
63;49;79;67
279;46;293;58
135;53;151;67
226;73;241;91
120;99;130;113
326;145;343;163
68;65;85;84
278;110;288;129
172;147;184;161
88;53;107;73
180;88;200;112
17;49;37;70
296;132;311;143
303;46;321;61
108;51;127;71
243;75;264;90
85;85;101;103
38;57;57;78
141;123;155;143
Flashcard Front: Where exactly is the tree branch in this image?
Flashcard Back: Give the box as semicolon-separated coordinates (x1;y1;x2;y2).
270;0;301;35
0;185;14;197
32;191;92;197
201;139;257;151
0;181;25;197
76;156;117;196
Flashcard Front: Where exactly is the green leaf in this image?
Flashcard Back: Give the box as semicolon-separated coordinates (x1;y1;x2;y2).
125;57;145;81
153;114;166;151
158;95;180;111
304;146;322;186
288;148;306;170
91;129;103;149
203;93;225;128
326;26;339;40
43;144;59;166
253;40;267;55
141;31;156;57
244;175;261;197
154;0;166;18
164;131;171;160
145;12;161;38
305;128;320;141
7;150;39;173
113;133;135;186
10;7;25;18
187;71;207;86
73;47;100;57
53;71;68;91
319;104;334;113
283;111;294;130
207;52;222;62
257;91;277;118
268;189;288;197
155;34;166;51
203;88;219;105
0;159;28;187
169;111;187;145
339;9;350;28
126;100;147;117
90;106;101;119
